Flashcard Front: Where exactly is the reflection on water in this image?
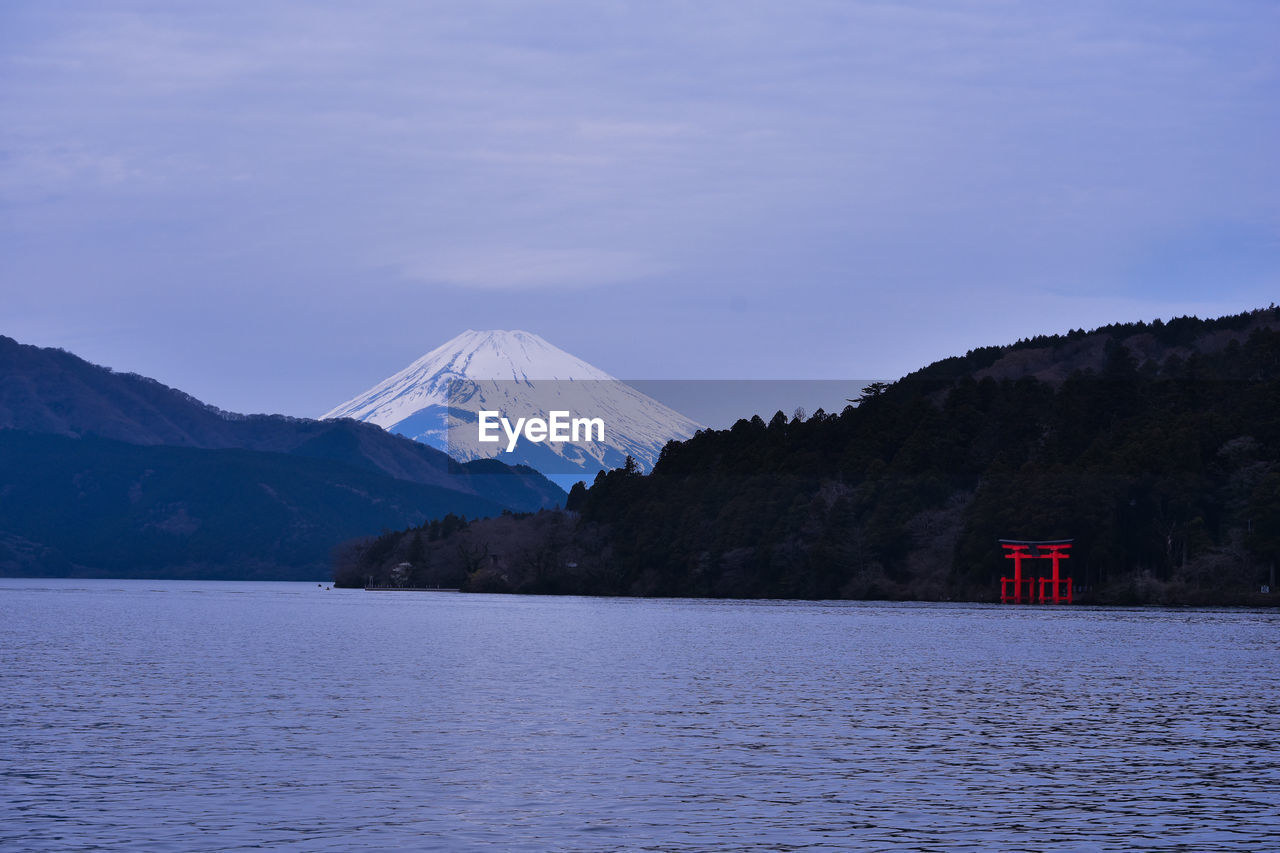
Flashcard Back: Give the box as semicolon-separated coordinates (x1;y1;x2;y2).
1;580;1277;851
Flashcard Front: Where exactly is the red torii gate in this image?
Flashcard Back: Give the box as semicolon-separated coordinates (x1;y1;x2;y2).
999;539;1074;604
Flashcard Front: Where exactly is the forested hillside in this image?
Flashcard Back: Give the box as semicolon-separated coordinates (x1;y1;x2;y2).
337;308;1280;604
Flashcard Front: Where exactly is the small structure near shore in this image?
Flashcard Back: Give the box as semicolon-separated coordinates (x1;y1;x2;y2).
363;585;460;592
999;539;1074;604
364;566;459;591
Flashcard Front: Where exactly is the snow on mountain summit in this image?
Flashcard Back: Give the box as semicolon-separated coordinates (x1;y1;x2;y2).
322;330;702;483
322;330;613;428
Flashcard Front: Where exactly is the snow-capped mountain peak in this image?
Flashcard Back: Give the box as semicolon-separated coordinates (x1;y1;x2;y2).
322;330;615;428
322;331;701;483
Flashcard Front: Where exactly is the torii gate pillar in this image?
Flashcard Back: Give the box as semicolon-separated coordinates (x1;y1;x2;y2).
1000;544;1033;603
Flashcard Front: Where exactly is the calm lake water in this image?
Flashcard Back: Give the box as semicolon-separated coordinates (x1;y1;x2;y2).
1;580;1277;852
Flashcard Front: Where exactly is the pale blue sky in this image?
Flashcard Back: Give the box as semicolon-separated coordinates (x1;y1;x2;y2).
3;1;1277;416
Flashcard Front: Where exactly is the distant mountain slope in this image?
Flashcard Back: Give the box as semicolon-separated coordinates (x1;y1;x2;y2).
322;330;702;482
339;307;1280;606
0;430;508;580
0;335;563;509
0;334;565;579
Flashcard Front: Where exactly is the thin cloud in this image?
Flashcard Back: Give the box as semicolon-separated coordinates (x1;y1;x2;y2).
396;248;668;291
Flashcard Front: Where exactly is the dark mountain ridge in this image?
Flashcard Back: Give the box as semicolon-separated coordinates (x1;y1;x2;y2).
0;431;515;580
337;307;1280;605
905;309;1273;388
0;335;564;579
0;335;561;499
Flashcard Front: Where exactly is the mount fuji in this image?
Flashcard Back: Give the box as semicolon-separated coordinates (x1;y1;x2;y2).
321;331;702;485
